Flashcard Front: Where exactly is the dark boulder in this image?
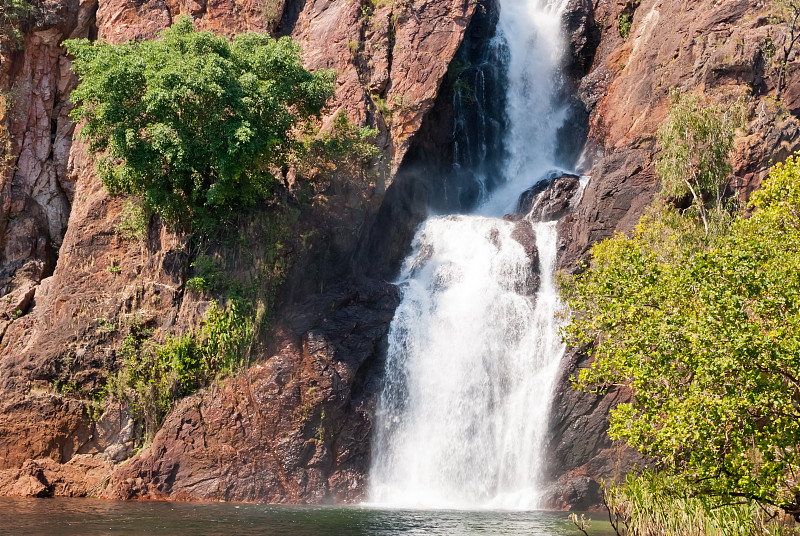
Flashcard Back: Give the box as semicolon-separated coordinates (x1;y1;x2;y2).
516;170;582;222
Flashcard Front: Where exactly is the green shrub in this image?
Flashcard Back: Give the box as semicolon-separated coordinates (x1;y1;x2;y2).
201;298;258;371
656;89;745;234
603;471;799;536
185;254;226;293
0;0;35;49
66;17;335;231
295;111;381;187
108;297;258;438
618;13;632;39
564;155;800;518
373;95;392;124
115;200;150;242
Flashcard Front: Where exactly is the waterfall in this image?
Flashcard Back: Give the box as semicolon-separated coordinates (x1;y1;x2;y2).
369;0;572;509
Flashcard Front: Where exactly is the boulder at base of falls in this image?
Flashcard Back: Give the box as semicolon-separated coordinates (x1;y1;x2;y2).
515;171;582;222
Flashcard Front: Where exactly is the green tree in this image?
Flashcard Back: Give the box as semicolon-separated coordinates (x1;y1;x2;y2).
562;155;800;518
655;90;744;235
0;0;34;50
66;17;335;231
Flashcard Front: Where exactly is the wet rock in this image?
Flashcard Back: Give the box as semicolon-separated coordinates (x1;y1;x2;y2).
540;345;644;510
516;171;582;222
509;220;540;295
562;0;600;80
509;221;539;268
545;476;602;512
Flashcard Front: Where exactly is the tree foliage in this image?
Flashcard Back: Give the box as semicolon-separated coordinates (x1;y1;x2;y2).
66;17;336;230
295;111;381;189
107;297;257;437
0;0;34;50
562;155;800;517
656;90;744;234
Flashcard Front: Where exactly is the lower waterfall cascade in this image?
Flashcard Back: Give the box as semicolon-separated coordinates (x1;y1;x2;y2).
368;0;575;510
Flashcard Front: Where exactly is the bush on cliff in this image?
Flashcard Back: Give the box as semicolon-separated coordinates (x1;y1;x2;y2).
655;89;745;235
106;297;258;438
66;17;336;231
561;154;800;522
0;0;34;49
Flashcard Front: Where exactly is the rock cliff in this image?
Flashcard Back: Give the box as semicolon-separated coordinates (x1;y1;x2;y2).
544;0;800;509
0;0;798;509
0;0;481;502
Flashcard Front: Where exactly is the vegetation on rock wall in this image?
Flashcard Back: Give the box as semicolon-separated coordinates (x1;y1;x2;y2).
655;89;745;234
104;298;257;438
64;18;381;440
0;0;34;50
562;88;800;529
617;13;631;40
295;111;382;191
66;16;336;232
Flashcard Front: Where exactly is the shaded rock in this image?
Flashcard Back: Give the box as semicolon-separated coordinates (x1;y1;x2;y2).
516;170;582;222
509;220;540;295
557;149;656;271
545;475;602;512
540;345;644;510
104;279;400;503
562;0;600;80
355;0;504;279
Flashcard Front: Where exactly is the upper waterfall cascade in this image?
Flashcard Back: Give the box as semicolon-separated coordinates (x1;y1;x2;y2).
369;0;573;509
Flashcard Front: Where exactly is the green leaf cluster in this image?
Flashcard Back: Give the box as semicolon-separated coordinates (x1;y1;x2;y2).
66;17;335;231
618;13;632;39
114;200;150;242
107;297;257;438
295;111;381;188
563;155;800;515
656;89;745;234
0;0;34;49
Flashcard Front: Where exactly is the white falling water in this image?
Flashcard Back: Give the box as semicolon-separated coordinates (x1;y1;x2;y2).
481;0;571;215
369;0;571;509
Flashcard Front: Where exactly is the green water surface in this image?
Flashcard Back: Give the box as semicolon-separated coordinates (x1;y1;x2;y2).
0;497;614;535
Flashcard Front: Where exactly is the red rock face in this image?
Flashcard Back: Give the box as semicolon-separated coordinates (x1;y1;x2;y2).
103;278;399;503
0;0;96;296
558;0;800;270
0;0;475;503
2;0;800;508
